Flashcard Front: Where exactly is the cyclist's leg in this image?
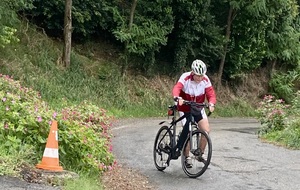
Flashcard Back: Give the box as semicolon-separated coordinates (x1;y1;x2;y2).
178;111;186;127
176;113;190;151
197;110;210;154
179;111;190;156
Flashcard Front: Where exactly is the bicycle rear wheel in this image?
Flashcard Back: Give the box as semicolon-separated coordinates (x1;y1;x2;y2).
153;125;172;171
181;130;212;178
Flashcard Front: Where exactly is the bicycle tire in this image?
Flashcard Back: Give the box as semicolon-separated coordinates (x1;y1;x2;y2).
153;125;172;171
181;130;212;178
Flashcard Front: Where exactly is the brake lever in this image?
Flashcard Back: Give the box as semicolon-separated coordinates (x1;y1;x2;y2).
207;112;212;117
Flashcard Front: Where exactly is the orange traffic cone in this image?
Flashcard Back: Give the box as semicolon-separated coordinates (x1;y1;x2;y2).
36;120;63;171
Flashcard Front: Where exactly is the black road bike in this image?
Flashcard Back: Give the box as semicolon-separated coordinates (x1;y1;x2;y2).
153;100;212;178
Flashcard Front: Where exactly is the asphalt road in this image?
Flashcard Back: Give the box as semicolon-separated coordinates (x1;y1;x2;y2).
111;117;300;190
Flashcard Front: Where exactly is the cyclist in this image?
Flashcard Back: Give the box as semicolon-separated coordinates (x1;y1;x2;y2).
172;59;216;168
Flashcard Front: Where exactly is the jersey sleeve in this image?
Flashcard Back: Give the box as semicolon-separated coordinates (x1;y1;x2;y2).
172;81;183;97
204;77;217;104
172;72;189;97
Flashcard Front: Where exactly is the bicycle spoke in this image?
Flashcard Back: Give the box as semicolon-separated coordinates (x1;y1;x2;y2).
181;130;212;178
153;126;172;171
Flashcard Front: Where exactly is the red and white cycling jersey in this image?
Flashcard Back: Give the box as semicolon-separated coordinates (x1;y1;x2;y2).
172;71;216;112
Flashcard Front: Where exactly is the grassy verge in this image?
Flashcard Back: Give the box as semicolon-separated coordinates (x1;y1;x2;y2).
63;176;104;190
260;119;300;149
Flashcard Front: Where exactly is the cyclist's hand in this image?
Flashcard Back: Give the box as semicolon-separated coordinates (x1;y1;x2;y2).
178;99;184;106
208;103;215;112
174;97;184;106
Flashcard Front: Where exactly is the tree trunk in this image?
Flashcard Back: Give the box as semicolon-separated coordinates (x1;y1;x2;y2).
121;0;138;77
129;0;137;30
63;0;72;68
269;59;277;77
216;6;234;91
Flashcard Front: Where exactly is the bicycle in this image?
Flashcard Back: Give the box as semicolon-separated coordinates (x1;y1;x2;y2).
153;100;212;178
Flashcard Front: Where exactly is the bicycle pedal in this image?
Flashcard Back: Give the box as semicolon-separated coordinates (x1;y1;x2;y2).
191;149;201;156
196;156;207;164
158;144;171;153
171;150;181;159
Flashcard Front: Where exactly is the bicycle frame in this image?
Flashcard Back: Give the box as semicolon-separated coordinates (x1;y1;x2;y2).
158;105;200;158
154;101;212;178
159;101;209;155
158;111;186;153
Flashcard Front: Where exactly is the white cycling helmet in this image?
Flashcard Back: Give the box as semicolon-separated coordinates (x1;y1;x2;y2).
191;59;207;75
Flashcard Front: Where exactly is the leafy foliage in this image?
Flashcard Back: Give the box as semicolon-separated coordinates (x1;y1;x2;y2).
256;95;289;134
20;0;300;80
291;90;300;115
256;91;300;149
226;2;268;77
170;0;223;72
0;1;24;48
58;101;115;173
28;0;118;38
269;70;300;103
212;0;300;79
112;0;174;74
0;27;19;48
0;74;114;174
262;0;300;64
260;109;300;149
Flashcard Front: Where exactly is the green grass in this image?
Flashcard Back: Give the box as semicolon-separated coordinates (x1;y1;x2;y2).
63;176;104;190
261;119;300;149
0;20;258;119
214;99;257;117
0;21;171;118
0;143;35;176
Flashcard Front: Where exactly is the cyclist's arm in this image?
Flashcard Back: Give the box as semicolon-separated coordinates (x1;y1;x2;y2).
205;86;216;105
172;72;192;101
204;86;215;112
172;82;183;97
172;81;185;106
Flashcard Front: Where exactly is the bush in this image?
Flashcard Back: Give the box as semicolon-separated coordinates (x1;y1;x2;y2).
262;119;300;149
269;70;300;103
291;90;300;116
57;101;115;173
255;94;289;135
0;74;114;174
256;91;300;149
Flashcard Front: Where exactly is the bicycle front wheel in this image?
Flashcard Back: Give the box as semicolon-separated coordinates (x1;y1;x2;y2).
153;125;172;171
181;130;212;178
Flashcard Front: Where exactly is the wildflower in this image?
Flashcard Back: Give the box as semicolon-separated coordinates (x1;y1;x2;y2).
83;138;87;144
37;116;42;122
6;106;9;111
98;163;105;170
52;112;57;118
2;97;6;102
